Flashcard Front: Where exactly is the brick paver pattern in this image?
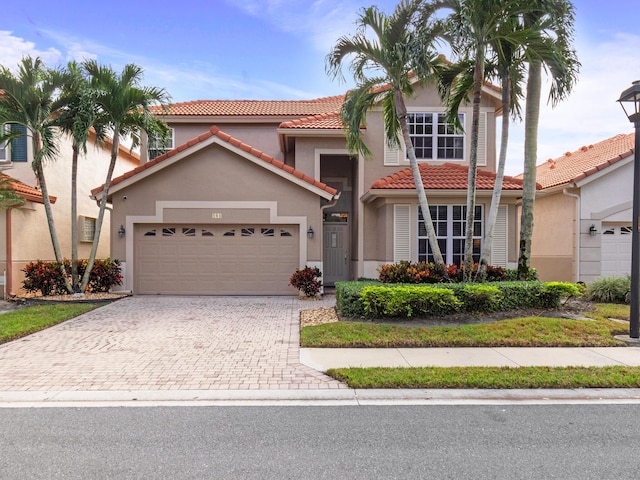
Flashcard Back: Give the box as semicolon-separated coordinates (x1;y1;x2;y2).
0;296;347;391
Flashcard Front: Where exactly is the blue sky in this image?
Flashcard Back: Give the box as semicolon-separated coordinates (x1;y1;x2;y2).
2;0;640;175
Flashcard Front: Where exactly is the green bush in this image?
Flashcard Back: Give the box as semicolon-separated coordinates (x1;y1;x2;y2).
586;276;630;304
361;285;461;318
335;280;577;319
336;280;381;317
22;258;123;296
459;284;503;312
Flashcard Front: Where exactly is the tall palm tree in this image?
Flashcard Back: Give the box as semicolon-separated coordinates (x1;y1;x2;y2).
326;0;445;265
80;60;170;292
517;0;579;279
53;61;103;292
435;0;536;281
0;57;73;291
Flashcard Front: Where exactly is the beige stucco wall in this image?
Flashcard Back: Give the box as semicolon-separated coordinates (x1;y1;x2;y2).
109;143;324;273
1;133;137;294
530;191;576;282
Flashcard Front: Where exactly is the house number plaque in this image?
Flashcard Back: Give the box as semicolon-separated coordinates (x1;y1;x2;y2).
212;213;222;219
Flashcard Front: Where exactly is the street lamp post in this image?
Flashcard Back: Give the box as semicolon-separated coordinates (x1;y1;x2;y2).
618;80;640;339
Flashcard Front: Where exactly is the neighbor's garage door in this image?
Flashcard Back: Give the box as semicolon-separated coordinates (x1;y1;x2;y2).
601;225;632;278
134;224;299;295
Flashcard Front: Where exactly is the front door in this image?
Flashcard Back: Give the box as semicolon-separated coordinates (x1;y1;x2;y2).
323;223;349;286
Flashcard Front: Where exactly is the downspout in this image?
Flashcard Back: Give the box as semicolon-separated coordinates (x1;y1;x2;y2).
563;188;580;281
5;208;12;298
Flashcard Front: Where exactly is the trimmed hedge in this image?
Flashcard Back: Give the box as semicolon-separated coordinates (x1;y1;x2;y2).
335;280;581;319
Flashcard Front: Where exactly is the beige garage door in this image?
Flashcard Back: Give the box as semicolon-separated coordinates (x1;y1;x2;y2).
134;224;299;295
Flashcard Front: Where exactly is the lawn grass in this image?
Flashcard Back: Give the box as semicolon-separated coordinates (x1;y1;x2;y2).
301;304;630;348
0;303;106;344
328;365;640;389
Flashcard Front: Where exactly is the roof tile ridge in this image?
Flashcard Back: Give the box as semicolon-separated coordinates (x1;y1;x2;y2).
279;111;340;128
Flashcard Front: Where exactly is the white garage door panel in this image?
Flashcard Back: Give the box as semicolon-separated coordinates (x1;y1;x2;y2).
601;225;632;278
134;224;299;295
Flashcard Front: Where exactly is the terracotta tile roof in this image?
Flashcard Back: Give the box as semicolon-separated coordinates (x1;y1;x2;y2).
2;174;55;204
534;133;635;189
279;112;343;129
94;126;337;197
151;95;345;117
371;163;528;190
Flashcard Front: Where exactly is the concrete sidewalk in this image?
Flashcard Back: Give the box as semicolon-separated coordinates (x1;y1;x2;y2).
300;346;640;370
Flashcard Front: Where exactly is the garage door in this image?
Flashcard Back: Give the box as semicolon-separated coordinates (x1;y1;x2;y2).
134;224;299;295
601;225;632;278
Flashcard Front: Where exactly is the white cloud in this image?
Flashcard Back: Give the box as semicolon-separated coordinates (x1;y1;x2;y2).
503;30;640;176
0;31;62;69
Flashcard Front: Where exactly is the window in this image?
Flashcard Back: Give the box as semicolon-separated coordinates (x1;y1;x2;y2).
147;128;174;160
418;205;482;266
80;216;96;242
0;124;28;163
407;113;464;161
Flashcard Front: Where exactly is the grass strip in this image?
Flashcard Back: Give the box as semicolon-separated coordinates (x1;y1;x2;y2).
301;317;628;347
0;303;106;343
327;365;640;389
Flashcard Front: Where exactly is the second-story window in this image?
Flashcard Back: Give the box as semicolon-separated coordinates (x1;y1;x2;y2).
407;113;464;161
147;128;174;160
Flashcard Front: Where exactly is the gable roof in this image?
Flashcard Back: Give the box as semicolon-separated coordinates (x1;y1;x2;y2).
2;174;55;204
534;133;635;189
370;163;529;191
92;126;338;200
150;95;344;117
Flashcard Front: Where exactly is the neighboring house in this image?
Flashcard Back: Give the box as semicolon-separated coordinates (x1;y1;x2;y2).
94;83;527;295
529;132;635;283
0;129;139;296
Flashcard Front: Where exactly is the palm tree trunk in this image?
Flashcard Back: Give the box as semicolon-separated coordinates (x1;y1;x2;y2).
71;144;79;292
79;133;120;292
477;75;511;280
463;53;483;281
34;135;73;294
395;89;444;266
518;59;542;280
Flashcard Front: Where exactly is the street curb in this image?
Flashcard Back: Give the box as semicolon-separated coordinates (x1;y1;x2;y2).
2;388;640;407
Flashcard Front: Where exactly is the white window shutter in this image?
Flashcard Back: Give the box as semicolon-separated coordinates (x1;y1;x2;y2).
384;141;400;166
394;205;411;262
491;205;507;266
477;112;487;166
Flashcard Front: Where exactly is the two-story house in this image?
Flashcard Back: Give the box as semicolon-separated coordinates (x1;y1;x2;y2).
95;81;526;295
0;127;139;296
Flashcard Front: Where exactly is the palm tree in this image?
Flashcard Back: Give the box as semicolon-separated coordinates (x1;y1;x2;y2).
326;0;445;265
517;0;579;279
80;60;170;292
53;61;103;292
0;57;73;291
435;0;537;281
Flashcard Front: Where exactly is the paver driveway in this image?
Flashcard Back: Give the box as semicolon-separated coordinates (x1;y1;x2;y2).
0;296;346;392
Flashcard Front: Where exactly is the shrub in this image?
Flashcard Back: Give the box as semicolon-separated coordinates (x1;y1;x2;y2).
335;280;578;319
459;284;503;312
22;260;68;296
336;280;380;317
378;261;509;284
361;285;461;318
22;258;123;296
586;276;630;304
289;266;322;297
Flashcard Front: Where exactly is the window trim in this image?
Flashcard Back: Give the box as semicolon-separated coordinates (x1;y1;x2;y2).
147;127;175;160
405;111;465;162
417;204;483;266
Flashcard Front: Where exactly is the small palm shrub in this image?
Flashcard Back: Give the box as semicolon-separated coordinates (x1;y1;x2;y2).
289;266;322;297
586;276;630;304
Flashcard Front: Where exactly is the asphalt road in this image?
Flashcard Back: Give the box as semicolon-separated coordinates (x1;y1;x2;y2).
1;405;638;479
